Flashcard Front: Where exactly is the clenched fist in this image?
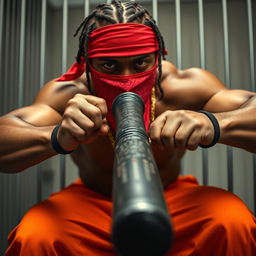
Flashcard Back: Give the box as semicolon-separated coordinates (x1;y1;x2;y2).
149;110;216;150
56;94;109;151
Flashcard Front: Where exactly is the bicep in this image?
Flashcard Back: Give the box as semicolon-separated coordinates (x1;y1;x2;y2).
5;78;87;127
6;104;62;127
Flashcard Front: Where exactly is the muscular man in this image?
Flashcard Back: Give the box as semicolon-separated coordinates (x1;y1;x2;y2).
2;1;256;255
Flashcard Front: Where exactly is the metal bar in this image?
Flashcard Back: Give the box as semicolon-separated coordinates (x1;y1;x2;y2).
198;0;208;185
0;0;4;89
40;0;47;89
3;0;10;243
0;0;3;238
152;0;158;24
246;0;256;213
222;0;233;192
175;0;183;173
18;0;26;108
60;0;69;189
175;0;182;69
3;0;10;115
37;0;47;203
84;0;89;17
198;0;205;70
16;0;26;220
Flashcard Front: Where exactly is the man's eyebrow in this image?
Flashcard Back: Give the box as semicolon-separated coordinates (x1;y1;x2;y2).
133;54;151;59
96;57;117;61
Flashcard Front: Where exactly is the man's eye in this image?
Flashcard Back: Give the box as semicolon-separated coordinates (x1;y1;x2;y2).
103;62;115;70
136;59;146;66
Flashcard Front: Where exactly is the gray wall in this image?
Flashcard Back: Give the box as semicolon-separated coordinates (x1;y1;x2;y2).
0;0;255;254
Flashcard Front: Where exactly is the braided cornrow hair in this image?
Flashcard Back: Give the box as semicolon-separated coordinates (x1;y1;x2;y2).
74;0;166;98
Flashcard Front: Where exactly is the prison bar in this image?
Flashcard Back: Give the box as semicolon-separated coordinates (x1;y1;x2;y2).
246;0;256;213
198;0;209;186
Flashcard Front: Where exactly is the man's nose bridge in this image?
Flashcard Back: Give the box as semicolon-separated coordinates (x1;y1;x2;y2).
119;60;133;75
122;67;133;75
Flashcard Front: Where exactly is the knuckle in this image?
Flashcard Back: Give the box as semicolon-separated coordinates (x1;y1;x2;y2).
193;119;202;129
188;144;198;151
86;122;95;130
74;93;83;99
67;97;78;106
149;133;158;141
161;132;170;141
177;110;186;116
63;108;74;119
60;121;69;131
150;121;159;130
98;97;106;106
175;134;184;145
93;108;102;118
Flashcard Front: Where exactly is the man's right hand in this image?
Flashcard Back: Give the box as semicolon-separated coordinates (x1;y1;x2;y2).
56;94;109;151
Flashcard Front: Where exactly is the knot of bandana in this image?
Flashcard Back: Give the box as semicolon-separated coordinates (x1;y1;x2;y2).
88;23;159;58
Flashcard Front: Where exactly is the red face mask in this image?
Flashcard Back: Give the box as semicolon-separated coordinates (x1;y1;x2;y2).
89;62;158;131
87;23;160;131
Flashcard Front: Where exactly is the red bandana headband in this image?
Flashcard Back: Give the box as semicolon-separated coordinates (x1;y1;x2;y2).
88;23;159;58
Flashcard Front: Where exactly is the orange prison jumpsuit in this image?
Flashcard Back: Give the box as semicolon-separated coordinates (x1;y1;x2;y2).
5;175;256;256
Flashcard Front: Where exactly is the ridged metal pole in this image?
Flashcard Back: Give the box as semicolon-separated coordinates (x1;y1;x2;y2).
60;0;68;189
246;0;256;213
198;0;208;186
222;0;233;192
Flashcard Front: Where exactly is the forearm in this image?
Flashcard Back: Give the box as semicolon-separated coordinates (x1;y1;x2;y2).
216;96;256;153
0;116;57;173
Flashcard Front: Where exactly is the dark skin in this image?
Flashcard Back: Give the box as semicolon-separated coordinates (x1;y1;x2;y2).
0;52;256;197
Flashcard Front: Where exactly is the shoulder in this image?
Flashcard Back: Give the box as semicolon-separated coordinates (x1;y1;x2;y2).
33;72;88;115
159;61;228;110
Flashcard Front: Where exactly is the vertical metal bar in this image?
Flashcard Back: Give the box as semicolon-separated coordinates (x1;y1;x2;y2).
60;0;68;189
40;0;47;89
37;0;47;203
246;0;256;213
152;0;158;24
198;0;208;186
0;1;4;249
84;0;89;17
3;0;10;115
18;0;26;108
222;0;233;192
175;0;183;173
0;0;4;86
175;0;182;69
16;0;26;220
3;0;10;239
198;0;205;70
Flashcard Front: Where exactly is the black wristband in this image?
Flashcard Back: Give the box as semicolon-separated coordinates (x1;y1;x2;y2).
198;110;220;148
51;125;74;154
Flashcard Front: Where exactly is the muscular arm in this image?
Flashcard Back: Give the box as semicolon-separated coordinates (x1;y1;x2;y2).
203;87;256;153
189;68;256;153
0;79;86;173
155;62;256;153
